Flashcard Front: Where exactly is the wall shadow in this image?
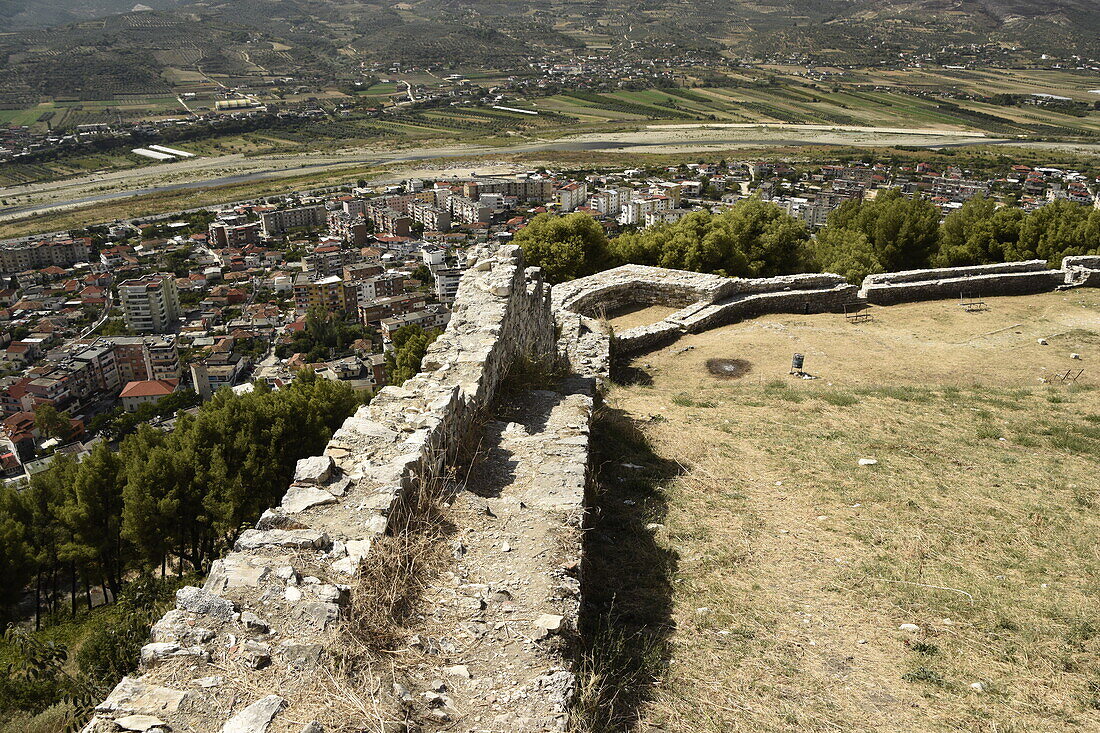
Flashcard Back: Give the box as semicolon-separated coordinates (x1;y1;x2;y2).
574;404;682;732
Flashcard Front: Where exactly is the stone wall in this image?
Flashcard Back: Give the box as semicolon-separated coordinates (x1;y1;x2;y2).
552;264;730;319
858;260;1066;305
555;259;1100;357
553;266;857;356
1063;256;1100;287
86;252;1100;733
83;245;565;733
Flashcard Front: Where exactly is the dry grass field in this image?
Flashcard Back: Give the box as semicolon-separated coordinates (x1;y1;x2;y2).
581;290;1100;732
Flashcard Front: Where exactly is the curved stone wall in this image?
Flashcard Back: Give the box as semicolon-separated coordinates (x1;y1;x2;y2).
556;259;1100;356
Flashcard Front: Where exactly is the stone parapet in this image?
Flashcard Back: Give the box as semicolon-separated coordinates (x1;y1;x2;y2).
83;245;562;733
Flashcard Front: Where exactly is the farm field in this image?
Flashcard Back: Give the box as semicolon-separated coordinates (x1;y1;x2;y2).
527;82;1100;135
585;290;1100;732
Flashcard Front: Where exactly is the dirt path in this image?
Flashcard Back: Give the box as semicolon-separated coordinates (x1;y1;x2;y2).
390;382;591;732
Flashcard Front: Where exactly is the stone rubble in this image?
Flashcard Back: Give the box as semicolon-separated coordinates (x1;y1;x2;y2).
84;253;1100;732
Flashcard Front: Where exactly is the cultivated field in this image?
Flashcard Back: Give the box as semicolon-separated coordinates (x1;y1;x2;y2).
585;290;1100;732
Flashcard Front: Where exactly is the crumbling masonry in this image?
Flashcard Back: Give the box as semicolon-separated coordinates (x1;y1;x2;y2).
84;253;1100;733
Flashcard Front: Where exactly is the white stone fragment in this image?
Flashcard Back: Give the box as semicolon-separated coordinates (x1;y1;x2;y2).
114;715;167;732
280;485;338;514
294;455;335;484
222;694;286;733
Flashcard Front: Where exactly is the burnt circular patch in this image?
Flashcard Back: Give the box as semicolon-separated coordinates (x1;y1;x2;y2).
706;358;752;379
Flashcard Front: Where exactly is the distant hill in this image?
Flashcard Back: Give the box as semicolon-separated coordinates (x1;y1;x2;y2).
0;0;179;28
0;0;1096;105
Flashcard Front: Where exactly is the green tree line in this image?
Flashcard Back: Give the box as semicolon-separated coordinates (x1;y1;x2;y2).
0;375;360;629
515;194;1100;285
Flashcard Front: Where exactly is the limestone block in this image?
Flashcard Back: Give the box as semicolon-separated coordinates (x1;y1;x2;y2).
235;529;331;552
293;455;334;484
96;677;189;715
221;695;286;733
280;485;338;514
176;586;235;623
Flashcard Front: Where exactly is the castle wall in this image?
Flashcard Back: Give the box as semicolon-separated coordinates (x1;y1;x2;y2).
86;251;1100;732
83;245;568;733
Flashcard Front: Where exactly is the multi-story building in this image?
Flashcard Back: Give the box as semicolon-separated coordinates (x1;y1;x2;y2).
358;293;428;328
380;308;451;345
0;237;93;274
448;196;491;224
208;221;262;248
353;273;406;303
304;243;364;278
191;353;250;400
407;201;451;232
432;267;463;304
362;203;413;237
292;274;351;313
327;213;372;246
260;205;327;236
620;195;672;226
644;208;692;228
588;188;632;217
462;178;554;203
102;335;182;383
555;183;588;213
118;273;181;334
343;262;385;281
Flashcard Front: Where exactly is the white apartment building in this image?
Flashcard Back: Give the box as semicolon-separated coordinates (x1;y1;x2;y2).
555;183;589;213
588;187;633;217
620;195;672;226
432;267;463;304
118;273;181;334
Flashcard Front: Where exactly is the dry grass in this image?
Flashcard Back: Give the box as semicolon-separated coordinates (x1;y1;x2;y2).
276;470;457;733
593;291;1100;732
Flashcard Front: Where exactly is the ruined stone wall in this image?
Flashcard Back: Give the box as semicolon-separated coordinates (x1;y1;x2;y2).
556;260;1100;357
87;252;1100;733
554;266;858;355
858;260;1066;305
83;245;565;733
1063;256;1100;287
553;265;730;319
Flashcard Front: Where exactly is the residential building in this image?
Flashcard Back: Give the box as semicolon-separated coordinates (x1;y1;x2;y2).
260;205;327;236
555;183;588;213
462;178;554;203
0;237;92;274
118;273;181;333
191;353;250;400
380;308;451;344
292;274;351;313
208;221;262;248
620;195;672;225
103;335;182;382
358;293;428;328
448;196;491;224
120;378;179;411
361;203;413;237
353;273;406;303
432;267;463;304
407;201;451;232
305;243;364;278
644;208;692;228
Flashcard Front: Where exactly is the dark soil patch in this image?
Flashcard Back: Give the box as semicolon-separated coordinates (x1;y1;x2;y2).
706;358;752;379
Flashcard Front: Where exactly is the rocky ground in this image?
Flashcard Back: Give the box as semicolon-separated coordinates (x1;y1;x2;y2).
385;381;592;732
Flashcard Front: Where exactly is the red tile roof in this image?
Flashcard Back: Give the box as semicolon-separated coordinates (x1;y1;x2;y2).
119;379;179;399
